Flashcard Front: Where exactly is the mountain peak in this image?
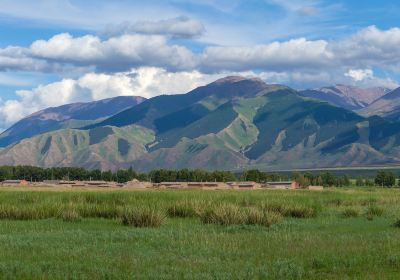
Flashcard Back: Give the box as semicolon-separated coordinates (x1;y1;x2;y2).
213;76;265;85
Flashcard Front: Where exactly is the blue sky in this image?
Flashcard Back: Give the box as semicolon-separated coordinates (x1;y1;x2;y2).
0;0;400;130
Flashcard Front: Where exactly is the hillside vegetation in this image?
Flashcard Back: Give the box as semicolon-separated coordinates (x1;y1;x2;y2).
2;77;400;170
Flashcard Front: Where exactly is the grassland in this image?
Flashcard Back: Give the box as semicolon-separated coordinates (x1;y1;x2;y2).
0;187;400;279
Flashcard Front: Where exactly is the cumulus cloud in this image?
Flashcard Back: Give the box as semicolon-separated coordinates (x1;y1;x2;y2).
0;67;223;131
30;33;197;72
345;69;374;81
0;46;49;72
103;16;205;38
1;25;400;76
332;26;400;69
200;38;333;72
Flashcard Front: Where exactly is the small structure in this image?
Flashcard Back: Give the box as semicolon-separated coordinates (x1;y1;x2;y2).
187;182;203;188
187;182;226;189
2;179;29;186
158;182;186;189
226;181;261;189
59;180;76;185
43;180;61;185
307;185;323;191
264;181;300;189
84;181;116;187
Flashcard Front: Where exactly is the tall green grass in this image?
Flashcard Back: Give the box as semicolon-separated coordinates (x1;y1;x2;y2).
0;188;399;278
120;206;165;227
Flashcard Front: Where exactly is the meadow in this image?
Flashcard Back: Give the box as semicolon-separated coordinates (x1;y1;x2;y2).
0;187;400;279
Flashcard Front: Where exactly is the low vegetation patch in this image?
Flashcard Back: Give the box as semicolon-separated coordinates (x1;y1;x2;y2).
167;201;198;218
200;204;282;227
366;205;384;217
120;207;165;227
245;208;282;227
60;209;81;222
263;203;318;218
341;208;360;218
201;204;246;226
393;219;400;228
0;204;57;220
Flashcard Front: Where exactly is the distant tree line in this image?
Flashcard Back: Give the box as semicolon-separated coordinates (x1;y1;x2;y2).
242;169;351;187
148;169;236;183
0;166;142;183
0;166;397;187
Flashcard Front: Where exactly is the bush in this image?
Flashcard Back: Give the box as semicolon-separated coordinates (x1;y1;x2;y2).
120;207;165;227
342;208;360;218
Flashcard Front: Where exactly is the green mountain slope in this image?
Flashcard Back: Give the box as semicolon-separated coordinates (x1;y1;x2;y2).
2;77;400;171
0;96;145;148
0;125;154;170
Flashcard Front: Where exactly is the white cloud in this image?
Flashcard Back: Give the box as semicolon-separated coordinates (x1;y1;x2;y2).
103;16;205;38
201;38;333;72
30;33;197;72
0;25;400;78
0;67;223;131
345;69;374;81
332;26;400;69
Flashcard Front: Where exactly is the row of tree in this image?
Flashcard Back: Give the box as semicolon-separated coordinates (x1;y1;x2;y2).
0;165;397;187
0;166;142;183
242;169;351;187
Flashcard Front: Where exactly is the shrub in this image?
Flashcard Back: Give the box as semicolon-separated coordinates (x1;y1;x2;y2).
120;207;165;227
342;208;360;218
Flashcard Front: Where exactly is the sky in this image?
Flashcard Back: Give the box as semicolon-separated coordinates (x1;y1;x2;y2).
0;0;400;131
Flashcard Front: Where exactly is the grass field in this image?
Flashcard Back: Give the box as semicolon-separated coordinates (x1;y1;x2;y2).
0;187;400;279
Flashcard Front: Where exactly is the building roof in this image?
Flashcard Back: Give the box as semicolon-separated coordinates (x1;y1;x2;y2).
266;181;294;185
3;180;26;183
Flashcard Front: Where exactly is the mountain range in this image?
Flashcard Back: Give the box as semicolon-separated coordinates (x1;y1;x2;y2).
298;85;389;110
1;76;400;171
0;96;145;148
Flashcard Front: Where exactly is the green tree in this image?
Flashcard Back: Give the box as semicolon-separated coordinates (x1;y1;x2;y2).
375;170;395;187
355;177;364;187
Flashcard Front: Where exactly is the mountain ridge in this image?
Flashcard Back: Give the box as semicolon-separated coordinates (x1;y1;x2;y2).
0;96;146;148
1;77;400;171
